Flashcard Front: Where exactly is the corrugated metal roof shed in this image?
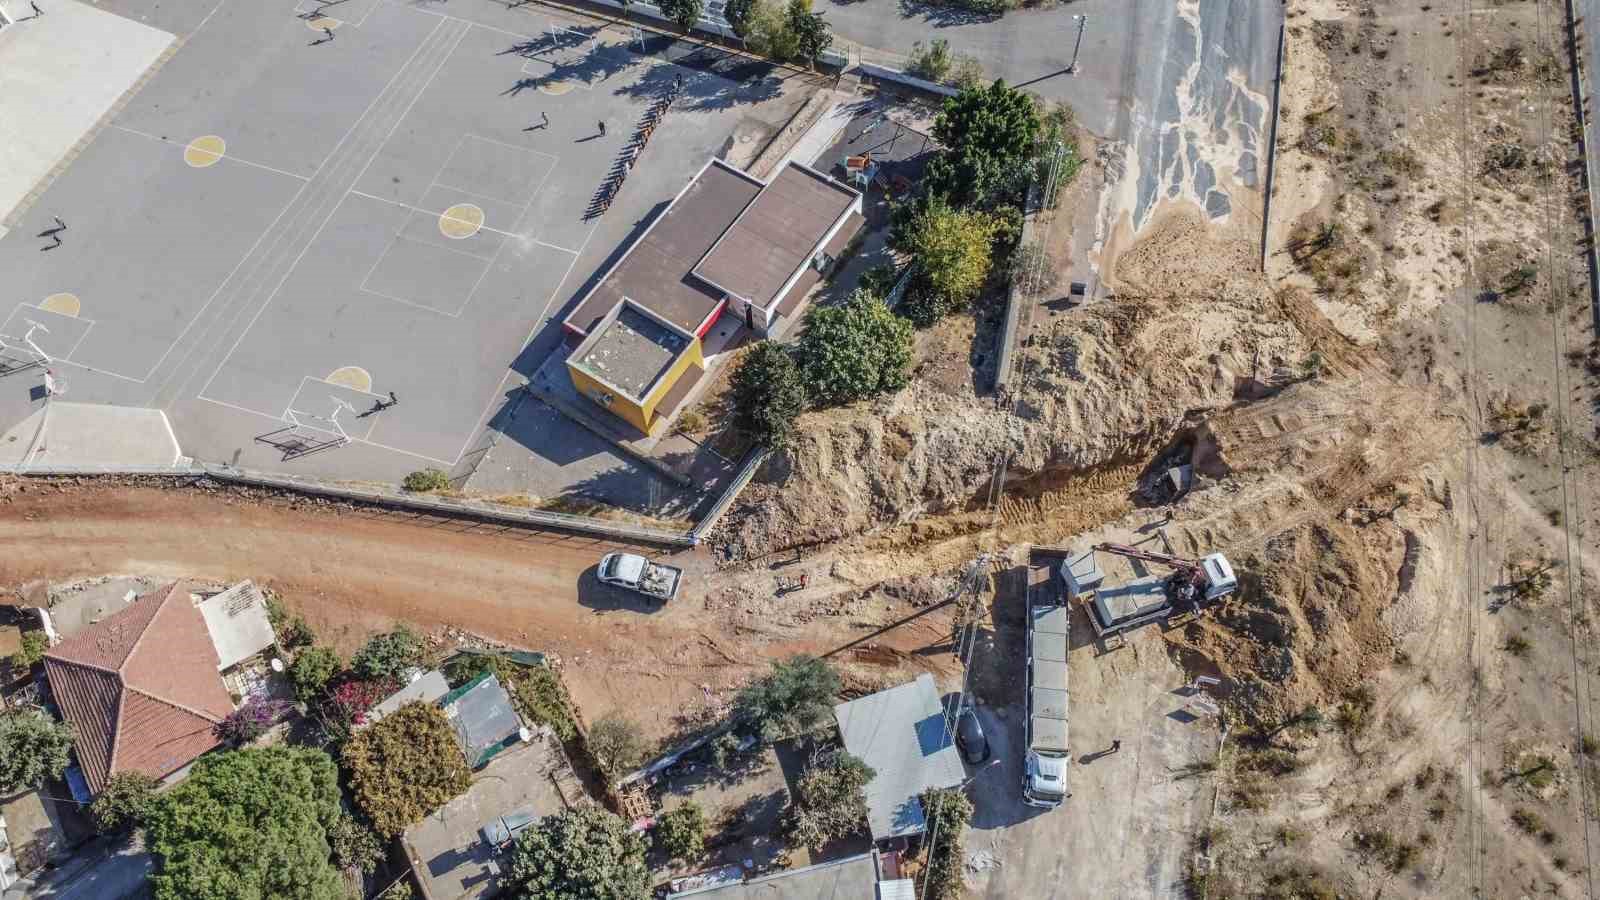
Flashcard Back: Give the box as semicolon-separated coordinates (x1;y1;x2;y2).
833;673;966;841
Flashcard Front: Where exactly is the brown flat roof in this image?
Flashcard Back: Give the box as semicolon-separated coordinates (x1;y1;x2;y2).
693;163;859;310
572;305;688;400
566;160;762;337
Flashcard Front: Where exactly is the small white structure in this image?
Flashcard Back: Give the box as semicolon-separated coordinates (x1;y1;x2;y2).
195;581;276;671
362;670;451;729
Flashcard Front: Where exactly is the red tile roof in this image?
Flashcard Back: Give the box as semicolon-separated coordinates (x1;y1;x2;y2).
43;581;235;794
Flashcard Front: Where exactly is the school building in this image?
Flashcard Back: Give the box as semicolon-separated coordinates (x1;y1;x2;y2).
562;157;863;437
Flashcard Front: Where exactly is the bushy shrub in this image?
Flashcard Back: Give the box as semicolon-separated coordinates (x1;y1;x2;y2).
654;802;707;862
291;646;341;705
216;698;292;746
342;702;472;837
402;469;450;492
794;292;913;406
351;626;425;681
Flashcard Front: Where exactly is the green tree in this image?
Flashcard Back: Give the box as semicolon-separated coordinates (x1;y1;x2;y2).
145;746;343;900
723;0;754;37
934;79;1040;164
794;291;913;407
0;709;73;794
343;701;472;837
588;713;647;783
785;0;831;67
745;0;798;61
918;787;973;900
729;341;806;449
734;654;840;741
264;595;313;650
351;625;425;681
893;196;998;325
328;812;386;875
89;771;159;835
291;645;342;704
508;805;650;900
658;0;704;33
782;750;874;849
654;801;706;862
9;631;47;673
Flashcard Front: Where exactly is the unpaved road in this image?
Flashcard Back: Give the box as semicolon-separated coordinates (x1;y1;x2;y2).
0;479;964;738
0;480;728;732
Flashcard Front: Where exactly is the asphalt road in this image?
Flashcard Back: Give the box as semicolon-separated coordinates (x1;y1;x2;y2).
820;0;1282;229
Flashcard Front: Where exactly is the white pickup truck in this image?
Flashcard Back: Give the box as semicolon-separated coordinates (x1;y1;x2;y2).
597;552;683;603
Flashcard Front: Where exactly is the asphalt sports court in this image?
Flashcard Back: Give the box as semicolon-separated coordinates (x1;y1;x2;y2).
0;0;750;467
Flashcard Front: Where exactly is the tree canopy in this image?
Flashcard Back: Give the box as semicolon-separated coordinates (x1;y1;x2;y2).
658;0;703;32
0;709;74;794
918;787;973;900
508;805;650;900
290;645;341;704
654;802;707;862
734;654;841;741
588;713;647;783
785;0;832;65
794;291;913;407
145;746;343;900
351;626;425;682
933;79;1040;165
893;197;999;325
783;750;874;849
343;701;472;837
90;771;159;835
730;341;807;449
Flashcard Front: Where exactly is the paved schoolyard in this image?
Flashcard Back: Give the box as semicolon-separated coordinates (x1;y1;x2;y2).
0;0;819;498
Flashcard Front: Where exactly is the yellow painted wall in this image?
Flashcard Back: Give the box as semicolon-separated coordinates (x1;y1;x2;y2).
566;336;705;435
639;337;705;433
568;362;650;433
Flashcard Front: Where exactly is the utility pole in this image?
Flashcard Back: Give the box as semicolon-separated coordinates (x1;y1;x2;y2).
1067;14;1087;75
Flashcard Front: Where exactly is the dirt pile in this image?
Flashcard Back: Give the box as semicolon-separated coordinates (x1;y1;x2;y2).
717;209;1311;559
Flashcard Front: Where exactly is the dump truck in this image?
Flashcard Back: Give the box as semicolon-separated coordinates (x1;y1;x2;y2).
597;552;682;603
1023;548;1071;809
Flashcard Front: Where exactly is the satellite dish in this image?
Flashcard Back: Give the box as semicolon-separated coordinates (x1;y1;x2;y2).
270;657;285;673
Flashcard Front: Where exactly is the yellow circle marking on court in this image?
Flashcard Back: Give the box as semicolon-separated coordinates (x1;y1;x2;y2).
538;79;577;96
306;15;343;31
326;366;373;393
439;203;485;239
39;293;81;317
183;135;226;168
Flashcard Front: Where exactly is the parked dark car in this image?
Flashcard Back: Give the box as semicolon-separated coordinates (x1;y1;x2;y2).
955;706;990;764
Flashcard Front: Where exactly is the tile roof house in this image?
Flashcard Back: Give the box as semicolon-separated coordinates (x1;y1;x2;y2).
42;581;249;795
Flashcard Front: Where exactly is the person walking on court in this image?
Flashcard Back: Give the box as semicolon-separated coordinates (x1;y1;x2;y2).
30;2;42;16
323;25;334;41
1110;739;1122;754
52;216;65;232
542;111;550;128
598;120;606;136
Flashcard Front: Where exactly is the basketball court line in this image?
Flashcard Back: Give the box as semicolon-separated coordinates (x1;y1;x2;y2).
148;15;451;404
106;124;312;182
193;20;470;404
299;373;388;400
1;303;107;376
437;199;606;467
293;0;381;28
195;394;457;466
349;190;524;243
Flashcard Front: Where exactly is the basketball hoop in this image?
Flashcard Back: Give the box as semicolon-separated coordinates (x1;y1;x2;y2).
44;368;66;397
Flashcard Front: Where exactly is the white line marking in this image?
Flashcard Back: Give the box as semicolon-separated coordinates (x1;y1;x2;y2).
194;394;459;466
161;15;450;403
427;181;528;210
461;132;561;166
302;373;389;400
64;321;94;360
349;189;522;244
106;124;312;182
193;20;468;403
358;282;470;318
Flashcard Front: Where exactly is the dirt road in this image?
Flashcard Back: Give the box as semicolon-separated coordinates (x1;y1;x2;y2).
0;479;971;739
0;480;740;733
